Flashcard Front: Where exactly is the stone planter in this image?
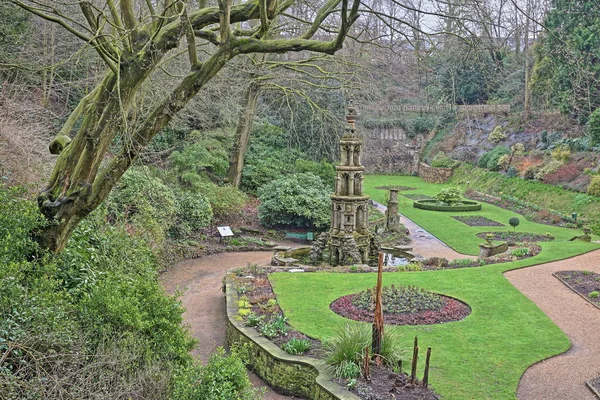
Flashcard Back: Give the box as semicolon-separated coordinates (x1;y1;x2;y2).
479;242;508;258
225;275;360;400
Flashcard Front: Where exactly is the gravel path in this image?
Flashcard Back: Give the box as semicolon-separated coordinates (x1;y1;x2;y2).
161;251;298;400
373;201;476;260
505;249;600;400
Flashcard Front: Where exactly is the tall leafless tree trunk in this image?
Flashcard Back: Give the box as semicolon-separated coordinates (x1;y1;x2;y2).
228;81;261;187
524;0;532;117
514;2;521;61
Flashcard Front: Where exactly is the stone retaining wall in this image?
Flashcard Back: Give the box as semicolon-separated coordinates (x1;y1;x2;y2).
418;163;453;184
362;127;421;174
225;275;360;400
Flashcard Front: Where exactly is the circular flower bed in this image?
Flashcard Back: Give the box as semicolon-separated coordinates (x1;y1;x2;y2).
413;199;481;212
330;285;471;325
476;231;554;243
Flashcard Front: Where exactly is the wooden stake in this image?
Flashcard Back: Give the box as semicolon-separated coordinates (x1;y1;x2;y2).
423;347;432;388
397;359;403;373
410;336;419;385
371;252;384;362
362;346;370;379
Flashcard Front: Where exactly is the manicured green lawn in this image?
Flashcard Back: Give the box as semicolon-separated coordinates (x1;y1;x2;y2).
270;175;600;400
364;175;594;255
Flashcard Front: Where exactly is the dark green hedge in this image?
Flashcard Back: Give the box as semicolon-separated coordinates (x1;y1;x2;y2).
413;199;482;212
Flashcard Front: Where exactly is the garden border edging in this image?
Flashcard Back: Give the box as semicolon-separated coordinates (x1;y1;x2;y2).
224;274;360;400
586;379;600;399
413;199;482;212
552;272;600;311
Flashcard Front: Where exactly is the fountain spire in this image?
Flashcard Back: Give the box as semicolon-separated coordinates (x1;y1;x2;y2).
328;100;371;265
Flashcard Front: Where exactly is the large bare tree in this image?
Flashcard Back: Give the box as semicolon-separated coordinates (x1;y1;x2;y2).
9;0;360;252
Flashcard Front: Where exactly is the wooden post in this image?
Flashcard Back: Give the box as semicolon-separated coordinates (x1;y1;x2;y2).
410;336;419;385
363;346;370;378
371;252;384;362
423;347;432;388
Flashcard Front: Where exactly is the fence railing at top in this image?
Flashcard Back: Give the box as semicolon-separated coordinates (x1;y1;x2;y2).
361;104;511;114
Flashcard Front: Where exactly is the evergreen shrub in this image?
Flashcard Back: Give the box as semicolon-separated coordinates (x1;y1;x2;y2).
0;187;196;399
435;187;462;204
173;191;213;236
258;173;331;228
172;347;259;400
587;176;600;197
107;168;176;245
295;159;335;188
478;146;510;171
242;123;336;193
551;145;571;163
431;152;458;168
169;140;229;178
488;126;507;143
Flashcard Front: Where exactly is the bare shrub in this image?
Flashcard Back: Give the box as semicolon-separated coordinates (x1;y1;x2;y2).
0;336;172;400
0;93;56;188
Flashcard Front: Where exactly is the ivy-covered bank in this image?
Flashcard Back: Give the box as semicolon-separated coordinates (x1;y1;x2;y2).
451;164;600;233
0;186;259;400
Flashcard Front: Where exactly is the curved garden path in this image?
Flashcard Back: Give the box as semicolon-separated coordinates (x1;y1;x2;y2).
161;250;297;400
505;249;600;400
373;201;476;260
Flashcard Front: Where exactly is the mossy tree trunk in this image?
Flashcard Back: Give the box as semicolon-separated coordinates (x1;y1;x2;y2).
10;0;360;253
227;81;261;187
36;46;236;252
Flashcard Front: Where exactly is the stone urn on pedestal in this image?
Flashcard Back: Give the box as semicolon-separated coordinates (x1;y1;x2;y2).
385;189;402;233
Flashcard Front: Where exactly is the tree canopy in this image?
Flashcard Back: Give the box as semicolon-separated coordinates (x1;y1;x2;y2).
5;0;558;252
8;0;360;252
532;0;600;120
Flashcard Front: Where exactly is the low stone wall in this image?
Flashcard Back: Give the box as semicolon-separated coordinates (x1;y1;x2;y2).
225;275;360;400
271;246;312;266
419;163;453;184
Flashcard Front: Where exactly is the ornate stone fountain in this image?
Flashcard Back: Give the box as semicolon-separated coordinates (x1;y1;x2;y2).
327;101;372;265
308;100;381;266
